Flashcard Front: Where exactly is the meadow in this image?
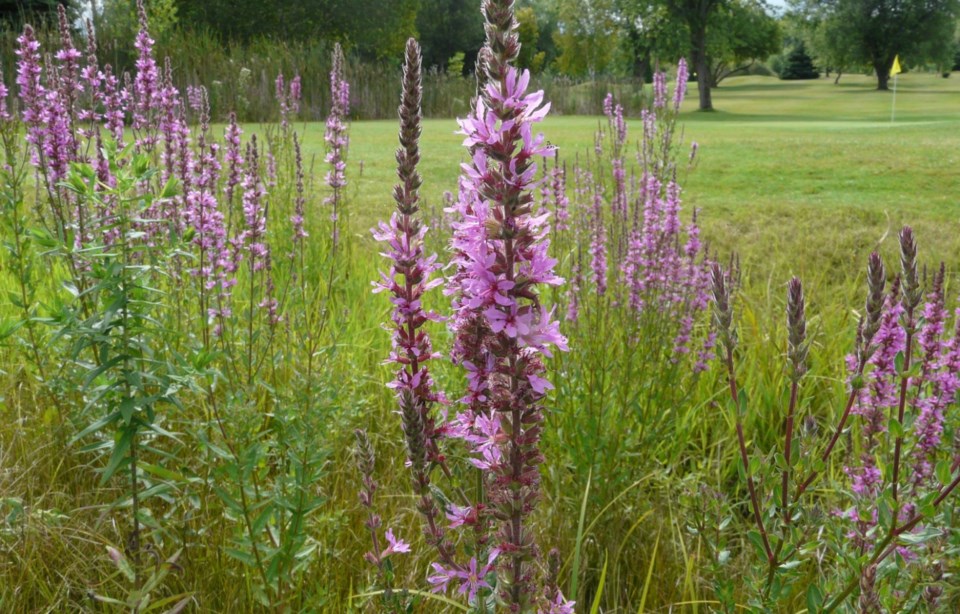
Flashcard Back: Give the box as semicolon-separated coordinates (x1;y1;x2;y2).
3;6;960;611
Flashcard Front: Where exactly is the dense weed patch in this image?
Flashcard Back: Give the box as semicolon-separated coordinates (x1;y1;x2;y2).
2;2;960;612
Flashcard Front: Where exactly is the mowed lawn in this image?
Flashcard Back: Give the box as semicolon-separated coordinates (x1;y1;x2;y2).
293;71;960;295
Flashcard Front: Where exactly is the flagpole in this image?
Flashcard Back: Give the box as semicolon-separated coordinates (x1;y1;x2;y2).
889;54;901;124
891;73;898;123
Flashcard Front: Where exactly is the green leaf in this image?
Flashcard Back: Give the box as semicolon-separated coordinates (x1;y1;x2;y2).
70;410;122;444
100;428;133;486
746;530;767;559
160;176;180;200
224;547;257;567
570;469;591;601
806;584;823;613
894;351;905;375
636;529;660;613
589;550;608;614
935;460;953;486
214;487;243;515
119;397;138;424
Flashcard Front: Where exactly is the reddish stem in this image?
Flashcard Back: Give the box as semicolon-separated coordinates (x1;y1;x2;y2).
725;349;775;564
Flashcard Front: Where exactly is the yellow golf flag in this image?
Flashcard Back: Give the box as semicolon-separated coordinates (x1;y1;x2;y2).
890;55;902;77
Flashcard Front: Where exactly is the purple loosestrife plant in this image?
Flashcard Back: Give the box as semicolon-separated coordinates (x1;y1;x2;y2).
710;229;960;610
132;0;160;150
6;4;343;607
355;429;411;612
369;5;573;612
546;66;714;538
325;43;350;251
448;0;568;607
16;26;50;187
372;40;456;574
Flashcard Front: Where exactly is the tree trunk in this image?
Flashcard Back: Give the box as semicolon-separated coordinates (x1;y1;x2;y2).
632;52;651;83
874;61;890;90
693;27;712;110
834;70;843;85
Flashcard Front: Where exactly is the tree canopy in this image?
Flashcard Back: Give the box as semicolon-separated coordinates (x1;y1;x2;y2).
172;0;418;59
790;0;960;89
1;0;78;27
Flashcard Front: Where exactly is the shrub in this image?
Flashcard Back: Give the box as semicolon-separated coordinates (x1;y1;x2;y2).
779;43;820;80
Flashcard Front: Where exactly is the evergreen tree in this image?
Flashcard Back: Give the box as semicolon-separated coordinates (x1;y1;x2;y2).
779;42;819;80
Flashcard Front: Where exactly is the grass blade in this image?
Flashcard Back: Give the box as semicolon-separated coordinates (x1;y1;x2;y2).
570;468;591;601
637;528;661;613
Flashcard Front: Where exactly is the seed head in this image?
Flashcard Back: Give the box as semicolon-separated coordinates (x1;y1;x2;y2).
395;38;423;217
711;263;737;355
786;277;808;380
859;564;881;613
860;252;886;363
899;226;922;315
481;0;520;82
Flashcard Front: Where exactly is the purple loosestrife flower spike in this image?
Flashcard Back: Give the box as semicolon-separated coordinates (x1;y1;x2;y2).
540;548;575;613
372;38;455;566
354;428;387;570
56;4;82;129
674;58;688;111
481;0;520;83
910;265;952;484
16;25;47;166
455;1;568;606
132;0;160;144
589;182;608;296
325;43;350;248
711;263;737;355
859;565;881;614
290;133;308;245
923;561;944;608
653;69;667;109
354;429;379;523
240;137;268;273
787;277;808;381
861;252;886;359
899;226;922;318
0;67;10;121
224;112;243;209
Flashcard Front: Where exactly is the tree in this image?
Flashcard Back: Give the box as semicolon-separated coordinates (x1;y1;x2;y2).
792;0;960;90
99;0;179;45
706;0;781;86
660;0;724;110
519;0;562;70
415;0;485;74
516;7;546;72
554;0;622;76
173;0;417;59
789;3;862;83
1;0;78;27
779;41;820;79
617;0;689;80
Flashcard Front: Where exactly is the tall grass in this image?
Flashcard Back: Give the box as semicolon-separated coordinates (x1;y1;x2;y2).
3;3;960;612
0;23;657;123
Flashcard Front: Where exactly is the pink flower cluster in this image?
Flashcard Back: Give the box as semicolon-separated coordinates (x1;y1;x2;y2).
841;238;960;554
325;44;350;247
559;68;712;366
371;6;574;610
11;0;342;342
276;72;302;131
